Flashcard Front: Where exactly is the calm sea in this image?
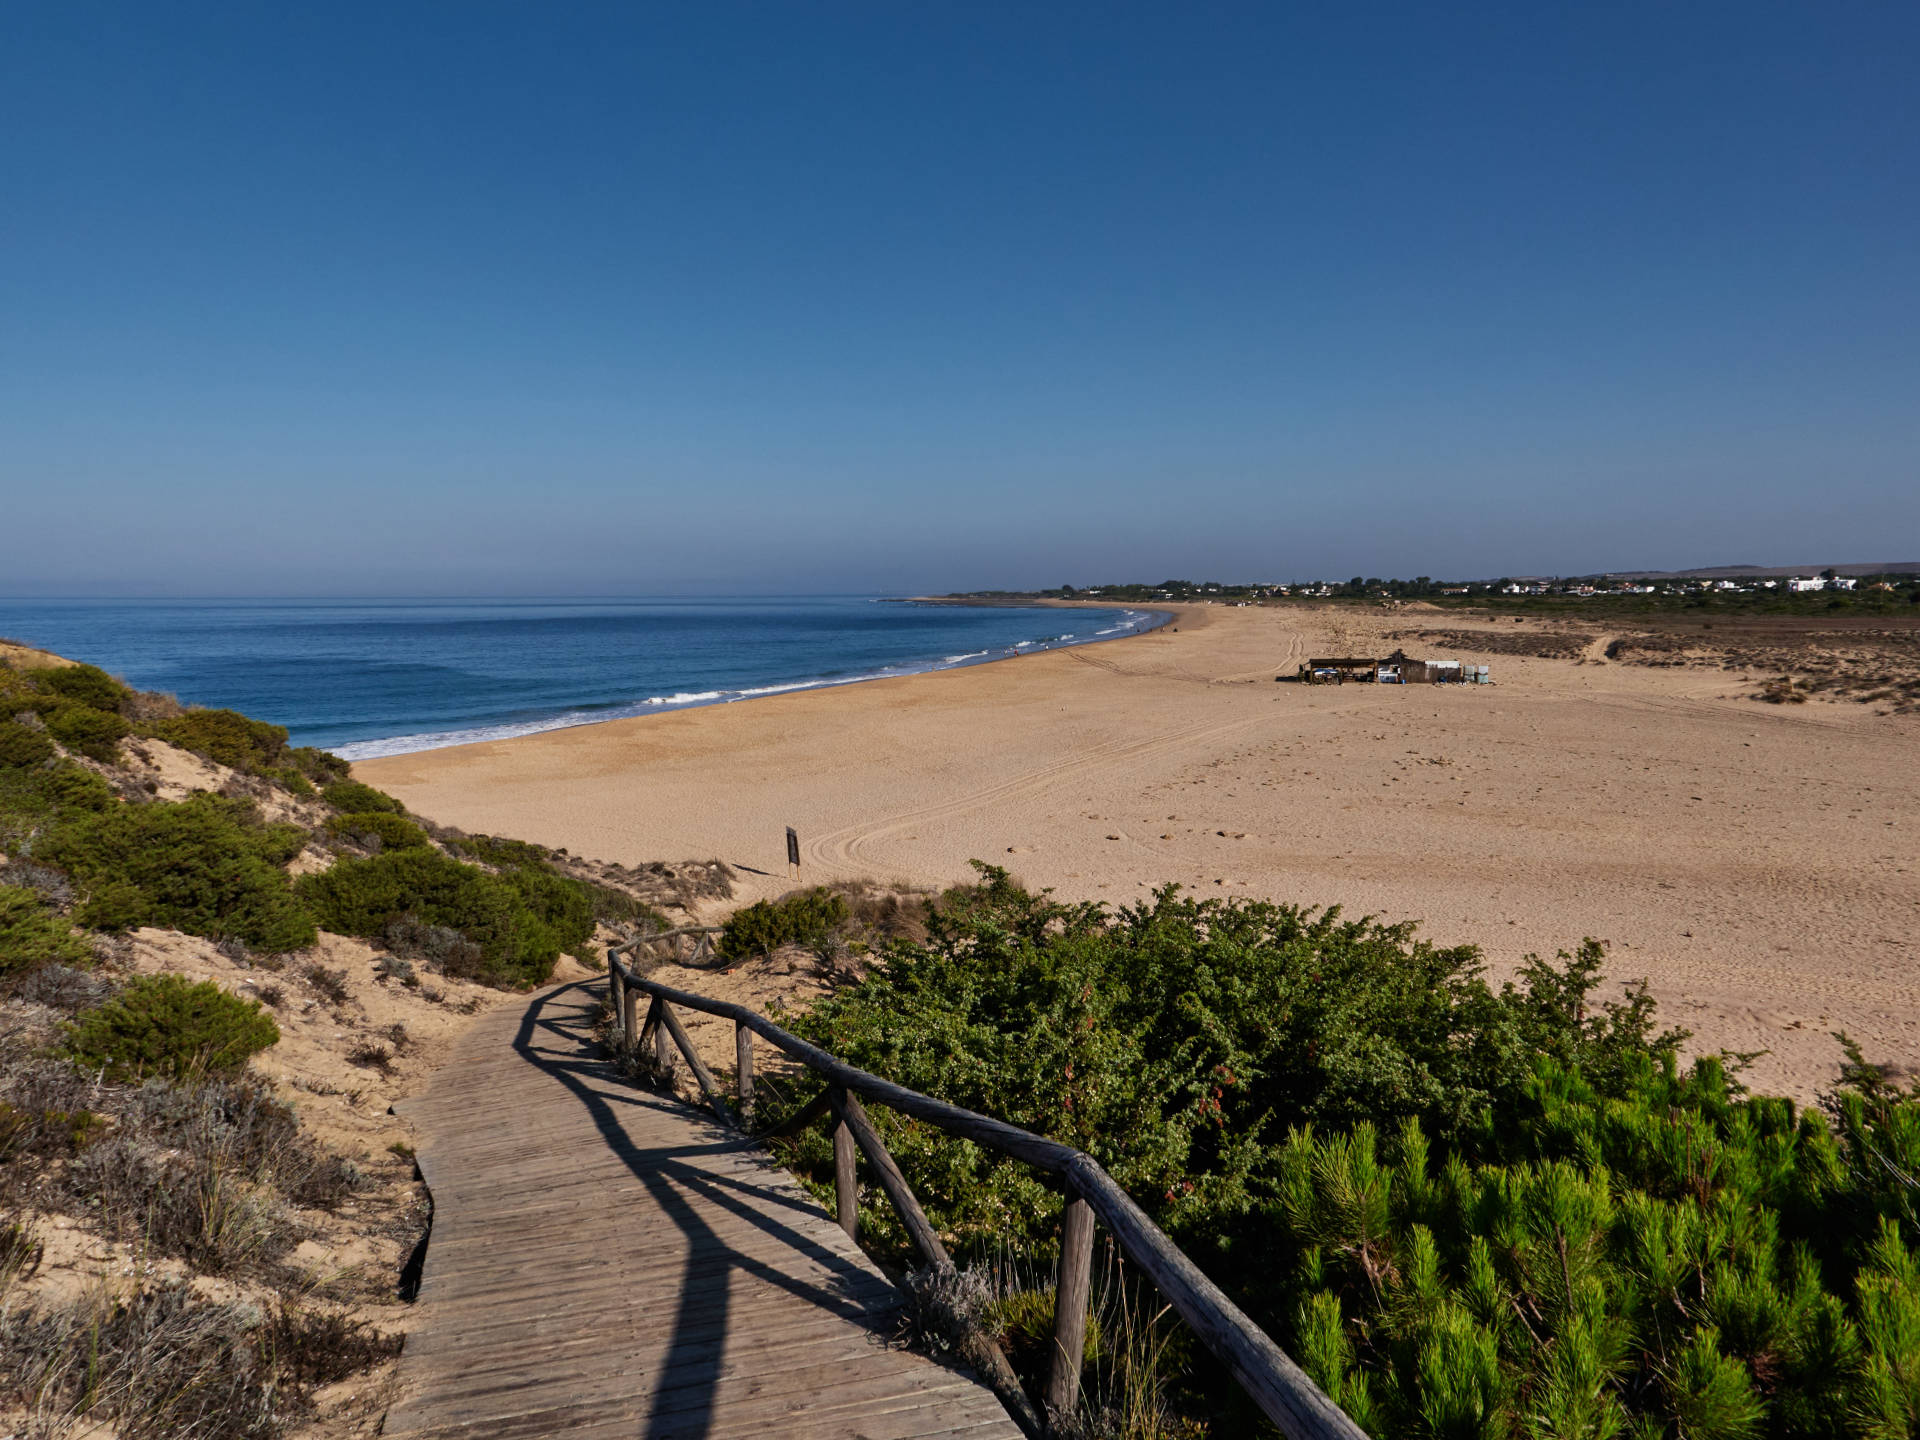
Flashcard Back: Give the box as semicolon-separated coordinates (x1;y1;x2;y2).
0;597;1159;759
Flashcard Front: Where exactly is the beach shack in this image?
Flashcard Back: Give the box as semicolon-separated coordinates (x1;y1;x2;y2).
1297;656;1380;684
1291;654;1489;685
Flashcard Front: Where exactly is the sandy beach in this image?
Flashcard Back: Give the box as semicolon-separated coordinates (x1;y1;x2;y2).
358;603;1920;1102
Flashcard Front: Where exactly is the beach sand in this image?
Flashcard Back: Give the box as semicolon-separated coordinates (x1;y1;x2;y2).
357;603;1920;1102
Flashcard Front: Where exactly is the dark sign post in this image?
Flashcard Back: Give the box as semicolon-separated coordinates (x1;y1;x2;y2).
786;826;800;875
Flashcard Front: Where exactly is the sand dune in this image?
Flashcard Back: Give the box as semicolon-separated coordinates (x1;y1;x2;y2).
357;603;1920;1102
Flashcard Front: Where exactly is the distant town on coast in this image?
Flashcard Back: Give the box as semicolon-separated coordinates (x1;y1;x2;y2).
954;559;1920;606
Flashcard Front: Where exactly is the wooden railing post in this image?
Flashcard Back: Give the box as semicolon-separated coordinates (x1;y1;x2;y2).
1045;1189;1096;1426
607;953;624;1035
649;998;670;1071
621;969;639;1046
735;1021;754;1121
829;1090;951;1271
831;1086;858;1240
602;959;1370;1440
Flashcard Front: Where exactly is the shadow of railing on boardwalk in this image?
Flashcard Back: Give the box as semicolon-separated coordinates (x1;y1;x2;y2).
506;981;912;1439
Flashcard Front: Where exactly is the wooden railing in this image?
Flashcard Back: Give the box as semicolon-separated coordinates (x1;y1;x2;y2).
606;944;1366;1440
624;923;725;966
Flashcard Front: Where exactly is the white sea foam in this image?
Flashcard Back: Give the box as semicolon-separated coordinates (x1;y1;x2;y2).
331;604;1171;759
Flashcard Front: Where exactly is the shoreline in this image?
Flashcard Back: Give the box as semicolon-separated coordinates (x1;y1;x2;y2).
332;599;1174;760
357;603;1920;1104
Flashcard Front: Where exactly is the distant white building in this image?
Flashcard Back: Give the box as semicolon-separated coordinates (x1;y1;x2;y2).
1787;577;1824;592
1828;576;1857;590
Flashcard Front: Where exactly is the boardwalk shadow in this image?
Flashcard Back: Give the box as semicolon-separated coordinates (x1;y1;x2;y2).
509;980;894;1439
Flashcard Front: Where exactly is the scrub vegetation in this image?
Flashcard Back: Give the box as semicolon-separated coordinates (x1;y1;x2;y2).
0;646;692;1435
0;649;649;990
762;865;1920;1439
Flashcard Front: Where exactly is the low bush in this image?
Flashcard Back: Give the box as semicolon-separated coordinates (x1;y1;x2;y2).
448;832;669;932
0;717;55;768
155;707;290;772
325;809;430;852
33;662;129;713
320;778;404;815
65;973;280;1082
719;887;850;959
301;962;350;1006
0;1282;282;1438
0;1281;400;1439
0;887;92;982
383;914;485;976
42;700;131;761
14;962;116;1012
297;847;591;987
0;757;116;848
765;867;1920;1437
9;663;134;763
0;858;75;906
264;1301;404;1395
38;792;317;952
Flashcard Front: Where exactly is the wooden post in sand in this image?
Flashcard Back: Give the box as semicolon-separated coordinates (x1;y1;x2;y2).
786;825;800;880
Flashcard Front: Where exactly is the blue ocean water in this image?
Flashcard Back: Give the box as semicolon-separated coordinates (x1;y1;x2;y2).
0;597;1160;759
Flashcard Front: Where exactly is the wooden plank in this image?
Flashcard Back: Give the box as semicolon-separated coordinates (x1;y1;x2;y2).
387;980;1021;1439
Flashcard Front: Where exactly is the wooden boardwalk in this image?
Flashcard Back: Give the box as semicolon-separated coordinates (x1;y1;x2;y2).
384;980;1022;1440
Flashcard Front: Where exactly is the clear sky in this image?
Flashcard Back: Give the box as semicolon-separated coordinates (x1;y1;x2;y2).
3;2;1915;595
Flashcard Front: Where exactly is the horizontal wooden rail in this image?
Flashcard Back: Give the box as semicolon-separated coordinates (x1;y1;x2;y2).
607;945;1365;1440
625;924;726;966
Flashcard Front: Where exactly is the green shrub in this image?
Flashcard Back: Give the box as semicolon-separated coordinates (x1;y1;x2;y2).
0;887;92;980
0;758;116;854
448;832;549;868
764;867;1920;1437
297;848;590;988
33;663;128;713
155;708;289;772
0;719;55;769
38;793;316;952
65;973;279;1082
719;888;849;959
325;811;430;852
450;831;662;934
41;702;130;762
320;779;404;815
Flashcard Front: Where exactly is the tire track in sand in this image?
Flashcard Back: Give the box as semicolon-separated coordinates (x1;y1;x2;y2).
800;711;1279;877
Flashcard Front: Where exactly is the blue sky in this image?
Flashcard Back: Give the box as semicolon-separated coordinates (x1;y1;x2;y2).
3;2;1914;594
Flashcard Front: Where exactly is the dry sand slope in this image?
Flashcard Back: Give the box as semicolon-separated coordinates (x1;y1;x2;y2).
358;604;1920;1103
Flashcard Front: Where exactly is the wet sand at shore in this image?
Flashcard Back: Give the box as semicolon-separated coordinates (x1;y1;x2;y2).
357;603;1920;1102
